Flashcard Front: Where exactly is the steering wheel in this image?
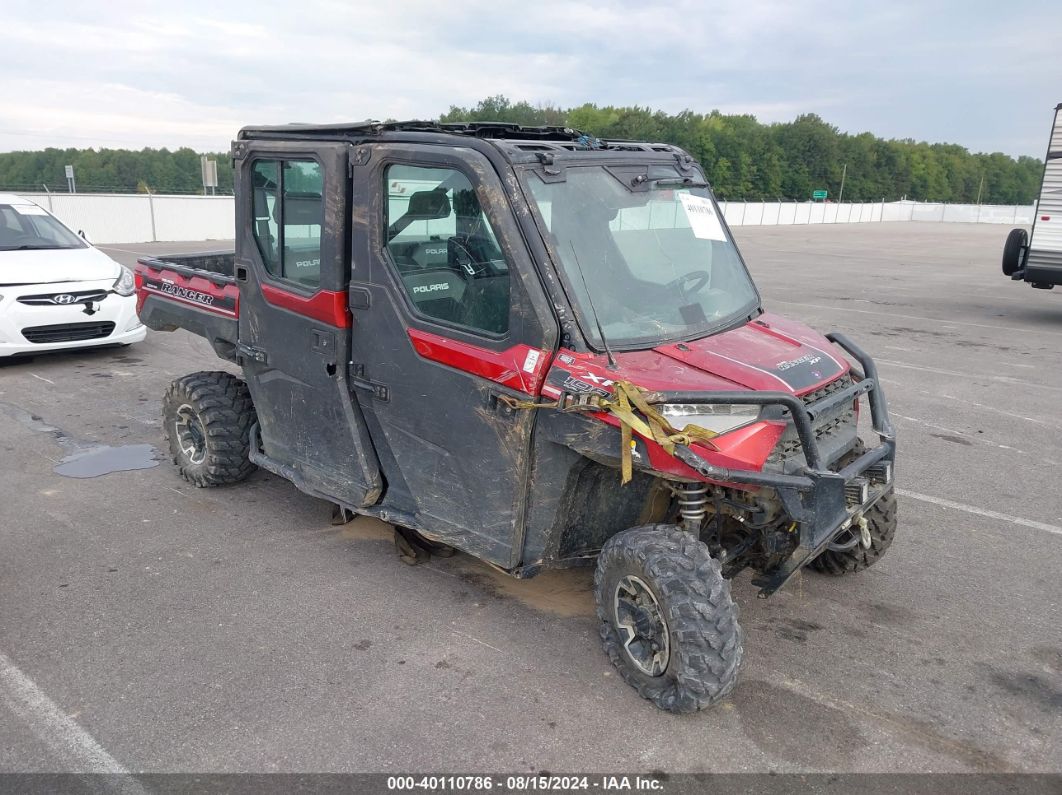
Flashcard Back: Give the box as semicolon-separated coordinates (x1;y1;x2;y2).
448;237;483;278
448;235;505;278
666;270;711;295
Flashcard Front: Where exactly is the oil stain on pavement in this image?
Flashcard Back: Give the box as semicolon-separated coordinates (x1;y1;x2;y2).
731;679;867;766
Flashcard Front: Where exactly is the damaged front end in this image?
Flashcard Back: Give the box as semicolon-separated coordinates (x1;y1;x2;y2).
650;333;895;595
527;333;895;597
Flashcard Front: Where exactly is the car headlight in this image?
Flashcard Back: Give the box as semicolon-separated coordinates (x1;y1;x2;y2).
658;403;760;435
112;267;135;296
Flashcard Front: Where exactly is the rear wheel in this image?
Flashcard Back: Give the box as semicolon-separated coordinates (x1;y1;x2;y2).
163;371;257;487
594;525;743;713
1002;227;1028;276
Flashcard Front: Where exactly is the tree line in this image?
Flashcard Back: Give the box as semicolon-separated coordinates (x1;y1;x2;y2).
0;97;1044;203
441;96;1042;204
0;147;234;195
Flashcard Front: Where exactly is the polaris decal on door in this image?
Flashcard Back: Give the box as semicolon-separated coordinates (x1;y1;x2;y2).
412;283;450;294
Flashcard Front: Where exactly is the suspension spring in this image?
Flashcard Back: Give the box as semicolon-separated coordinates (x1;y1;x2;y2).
676;482;708;532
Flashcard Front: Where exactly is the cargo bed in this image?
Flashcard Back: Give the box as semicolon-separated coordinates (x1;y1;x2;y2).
134;250;240;360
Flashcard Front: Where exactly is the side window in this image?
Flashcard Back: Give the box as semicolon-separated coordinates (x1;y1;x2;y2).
384;164;510;336
250;159;323;288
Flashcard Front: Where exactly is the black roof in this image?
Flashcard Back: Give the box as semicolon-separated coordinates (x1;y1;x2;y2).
237;120;685;158
240;120;576;139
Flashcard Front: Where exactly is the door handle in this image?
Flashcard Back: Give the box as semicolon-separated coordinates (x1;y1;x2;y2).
348;363;389;401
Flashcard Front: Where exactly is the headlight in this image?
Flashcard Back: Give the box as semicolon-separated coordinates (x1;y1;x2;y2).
658;403;760;435
112;267;135;296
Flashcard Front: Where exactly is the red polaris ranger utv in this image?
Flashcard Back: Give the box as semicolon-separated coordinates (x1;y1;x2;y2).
135;121;897;712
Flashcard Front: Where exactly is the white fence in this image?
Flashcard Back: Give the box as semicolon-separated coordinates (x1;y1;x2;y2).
19;192;235;245
719;200;1035;227
14;192;1036;245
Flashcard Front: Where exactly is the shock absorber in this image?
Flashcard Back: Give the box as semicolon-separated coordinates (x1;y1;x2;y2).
676;482;708;534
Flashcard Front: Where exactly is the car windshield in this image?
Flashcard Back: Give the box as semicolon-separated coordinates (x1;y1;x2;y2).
0;204;87;251
526;165;759;348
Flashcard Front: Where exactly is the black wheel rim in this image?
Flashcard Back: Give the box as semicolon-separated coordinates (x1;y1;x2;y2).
175;404;207;465
614;575;670;676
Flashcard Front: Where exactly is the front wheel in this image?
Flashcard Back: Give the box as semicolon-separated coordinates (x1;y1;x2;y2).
594;525;744;713
162;371;257;487
809;488;897;575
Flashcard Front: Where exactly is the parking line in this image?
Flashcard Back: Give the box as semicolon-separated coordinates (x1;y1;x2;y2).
890;412;1042;460
765;298;1062;337
0;650;138;778
877;359;1062;393
896;489;1062;537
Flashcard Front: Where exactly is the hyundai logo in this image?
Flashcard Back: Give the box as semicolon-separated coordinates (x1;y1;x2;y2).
53;294;77;305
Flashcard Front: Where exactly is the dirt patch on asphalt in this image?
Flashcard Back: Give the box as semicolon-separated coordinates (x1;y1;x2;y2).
448;564;595;618
336;516;393;542
332;517;595;617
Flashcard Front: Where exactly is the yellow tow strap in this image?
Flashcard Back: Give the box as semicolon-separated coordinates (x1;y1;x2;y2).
499;381;721;484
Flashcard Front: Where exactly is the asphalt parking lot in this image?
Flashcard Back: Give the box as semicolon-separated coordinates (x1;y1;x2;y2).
1;223;1060;774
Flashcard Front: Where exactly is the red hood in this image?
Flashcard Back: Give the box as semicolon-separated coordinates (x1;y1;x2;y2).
541;312;848;399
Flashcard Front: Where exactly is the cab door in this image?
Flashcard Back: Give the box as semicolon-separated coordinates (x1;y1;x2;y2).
347;144;557;565
234;141;381;507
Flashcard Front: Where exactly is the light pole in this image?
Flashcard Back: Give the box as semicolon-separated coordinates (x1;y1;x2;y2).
838;163;847;204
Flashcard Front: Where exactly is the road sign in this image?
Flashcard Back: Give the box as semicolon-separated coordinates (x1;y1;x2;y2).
64;165;76;193
200;156;218;195
812;189;828;200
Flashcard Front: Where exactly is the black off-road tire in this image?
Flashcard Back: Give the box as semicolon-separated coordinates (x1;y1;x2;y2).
1002;227;1028;276
809;440;897;575
808;488;897;575
162;371;257;487
594;525;743;713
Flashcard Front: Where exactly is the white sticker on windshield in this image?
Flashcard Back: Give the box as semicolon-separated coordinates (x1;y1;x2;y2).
679;194;726;241
13;204;48;215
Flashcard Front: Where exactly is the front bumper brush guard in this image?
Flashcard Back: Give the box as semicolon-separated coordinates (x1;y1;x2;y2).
644;333;896;597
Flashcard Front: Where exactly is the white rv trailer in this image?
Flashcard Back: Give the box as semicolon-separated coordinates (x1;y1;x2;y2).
1003;102;1062;288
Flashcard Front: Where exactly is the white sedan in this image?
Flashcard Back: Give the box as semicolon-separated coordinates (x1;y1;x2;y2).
0;193;146;358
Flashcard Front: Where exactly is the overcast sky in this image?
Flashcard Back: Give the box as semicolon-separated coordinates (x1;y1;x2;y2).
2;0;1059;157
